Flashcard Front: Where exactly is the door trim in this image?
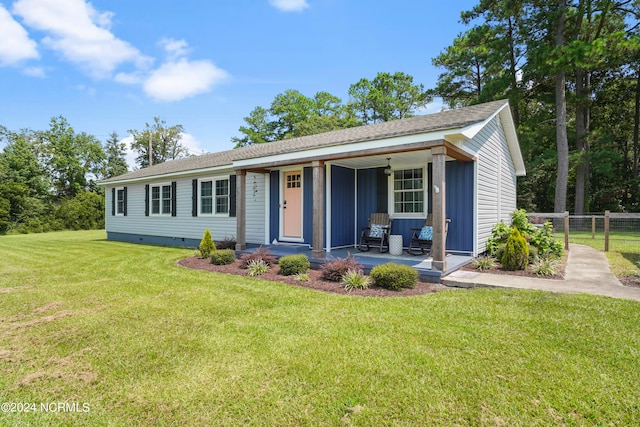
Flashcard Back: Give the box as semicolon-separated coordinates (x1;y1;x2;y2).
279;169;304;242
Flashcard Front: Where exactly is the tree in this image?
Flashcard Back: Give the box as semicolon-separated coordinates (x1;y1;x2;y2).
129;117;188;168
348;72;431;124
41;116;105;199
231;106;276;148
431;24;510;108
103;131;128;179
232;90;360;148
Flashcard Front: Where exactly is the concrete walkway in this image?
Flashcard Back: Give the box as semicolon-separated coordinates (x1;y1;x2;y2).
443;244;640;302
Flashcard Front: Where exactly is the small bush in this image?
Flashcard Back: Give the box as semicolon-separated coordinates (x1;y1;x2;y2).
528;246;539;264
211;249;236;265
294;272;309;281
341;269;371;292
216;236;237;250
246;259;269;277
321;253;363;282
501;227;529;271
530;222;563;258
278;254;310;276
239;246;277;268
370;263;418;290
473;256;496;271
530;256;560;276
199;228;216;258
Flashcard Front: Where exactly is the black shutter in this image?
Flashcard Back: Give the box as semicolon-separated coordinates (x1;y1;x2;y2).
111;188;115;216
376;167;388;213
123;186;128;216
229;175;236;217
145;185;149;216
192;179;198;217
171;181;177;217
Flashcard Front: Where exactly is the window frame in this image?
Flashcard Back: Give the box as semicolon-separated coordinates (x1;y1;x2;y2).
388;165;427;218
198;176;230;216
149;182;173;216
115;187;125;216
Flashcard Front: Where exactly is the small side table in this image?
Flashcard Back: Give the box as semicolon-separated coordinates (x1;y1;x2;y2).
389;235;403;256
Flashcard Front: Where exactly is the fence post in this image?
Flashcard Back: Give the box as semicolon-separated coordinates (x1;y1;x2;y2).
564;211;569;251
604;210;610;252
592;215;595;239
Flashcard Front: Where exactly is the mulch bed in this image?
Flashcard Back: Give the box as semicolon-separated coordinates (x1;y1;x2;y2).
459;256;567;280
618;275;640;288
177;256;446;297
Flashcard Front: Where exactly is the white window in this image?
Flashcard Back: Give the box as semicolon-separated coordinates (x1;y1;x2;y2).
151;184;172;215
116;188;125;215
200;177;229;215
392;168;425;214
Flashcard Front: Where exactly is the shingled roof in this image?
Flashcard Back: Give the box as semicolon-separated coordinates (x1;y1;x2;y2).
100;99;508;184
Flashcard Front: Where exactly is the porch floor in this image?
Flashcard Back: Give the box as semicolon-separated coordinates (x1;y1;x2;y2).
238;244;473;283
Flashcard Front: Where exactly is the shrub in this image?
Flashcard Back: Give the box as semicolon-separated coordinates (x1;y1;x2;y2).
487;222;510;256
216;236;237;250
511;208;535;235
528;246;539;264
341;269;371;292
239;247;277;269
247;259;269;277
370;263;418;290
473;256;496;271
530;255;560;276
529;222;563;258
501;227;529;271
294;272;309;281
278;254;310;276
211;249;236;265
320;254;363;282
199;228;216;258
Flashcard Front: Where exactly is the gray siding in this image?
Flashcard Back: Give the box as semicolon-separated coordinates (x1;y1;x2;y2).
105;172;266;245
464;117;518;254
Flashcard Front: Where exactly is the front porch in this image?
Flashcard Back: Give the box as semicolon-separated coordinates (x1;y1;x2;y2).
238;244;473;283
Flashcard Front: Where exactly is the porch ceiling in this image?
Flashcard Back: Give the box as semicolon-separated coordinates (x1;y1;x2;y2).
331;150;434;170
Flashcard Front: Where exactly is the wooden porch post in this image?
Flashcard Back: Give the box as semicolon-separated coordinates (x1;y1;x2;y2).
235;169;247;251
312;160;325;259
431;147;446;272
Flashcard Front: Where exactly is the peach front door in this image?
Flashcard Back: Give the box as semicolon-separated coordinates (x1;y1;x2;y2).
283;171;302;238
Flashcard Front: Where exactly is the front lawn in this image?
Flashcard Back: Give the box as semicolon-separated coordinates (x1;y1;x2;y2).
1;231;639;426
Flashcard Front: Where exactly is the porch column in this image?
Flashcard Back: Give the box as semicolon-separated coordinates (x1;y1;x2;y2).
312;160;325;259
431;147;446;272
235;169;247;251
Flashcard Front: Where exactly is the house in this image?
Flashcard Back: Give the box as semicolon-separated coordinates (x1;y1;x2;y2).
100;99;525;273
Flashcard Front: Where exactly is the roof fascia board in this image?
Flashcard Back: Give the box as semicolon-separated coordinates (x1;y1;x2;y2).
233;129;464;169
98;164;234;186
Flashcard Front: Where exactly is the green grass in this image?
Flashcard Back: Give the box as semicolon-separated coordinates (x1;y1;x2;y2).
1;231;640;426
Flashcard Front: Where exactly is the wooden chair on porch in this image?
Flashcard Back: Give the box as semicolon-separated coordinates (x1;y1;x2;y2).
407;214;451;255
358;213;392;252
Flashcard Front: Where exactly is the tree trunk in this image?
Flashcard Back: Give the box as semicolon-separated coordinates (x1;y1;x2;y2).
574;68;590;215
554;0;569;214
634;67;640;179
507;15;521;127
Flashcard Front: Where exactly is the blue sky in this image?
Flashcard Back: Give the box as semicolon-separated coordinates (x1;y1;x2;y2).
0;0;478;166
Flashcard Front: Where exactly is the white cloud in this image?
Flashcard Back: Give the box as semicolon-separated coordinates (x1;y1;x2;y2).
269;0;309;12
22;66;45;77
12;0;151;78
143;58;228;102
0;4;38;66
159;38;190;61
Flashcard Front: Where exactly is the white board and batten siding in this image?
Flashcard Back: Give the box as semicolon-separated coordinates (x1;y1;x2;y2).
105;172;266;245
464;117;518;254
